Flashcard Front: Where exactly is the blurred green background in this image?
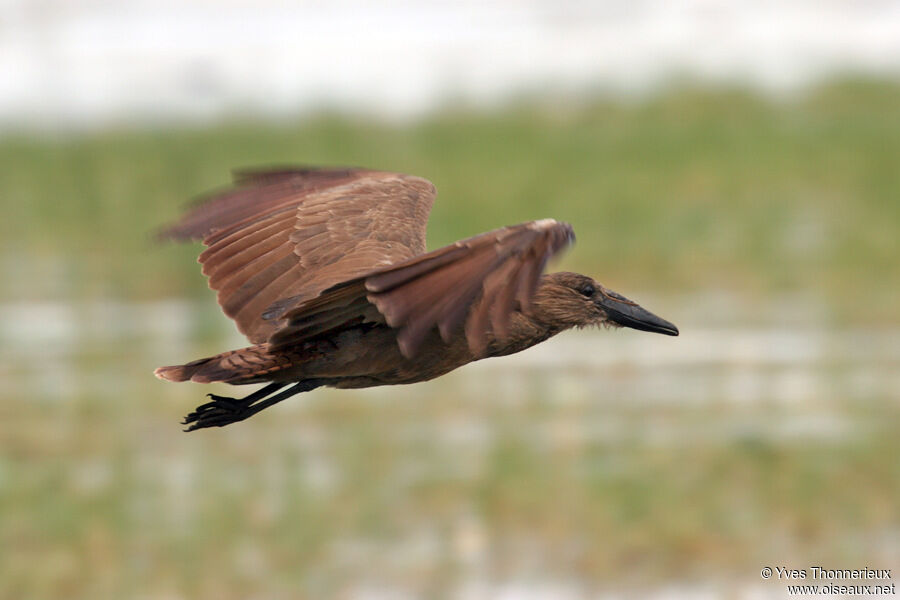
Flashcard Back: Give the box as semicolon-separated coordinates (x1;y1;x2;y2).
4;80;899;321
2;79;899;599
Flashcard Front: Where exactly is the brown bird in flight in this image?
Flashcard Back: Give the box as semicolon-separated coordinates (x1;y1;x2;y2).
155;167;678;431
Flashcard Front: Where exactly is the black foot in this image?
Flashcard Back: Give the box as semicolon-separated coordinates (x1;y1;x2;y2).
181;380;325;432
182;393;252;431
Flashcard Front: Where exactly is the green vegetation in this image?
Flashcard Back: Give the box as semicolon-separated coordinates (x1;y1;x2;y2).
2;349;898;598
2;79;899;598
3;78;899;321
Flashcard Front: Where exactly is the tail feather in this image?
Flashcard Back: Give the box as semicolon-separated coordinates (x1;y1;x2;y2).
155;344;298;384
154;357;218;383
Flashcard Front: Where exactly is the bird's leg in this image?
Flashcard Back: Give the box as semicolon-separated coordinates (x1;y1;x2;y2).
182;380;325;431
182;382;285;430
192;382;285;413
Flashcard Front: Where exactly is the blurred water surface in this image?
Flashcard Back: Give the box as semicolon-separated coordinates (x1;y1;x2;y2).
2;296;898;599
3;0;900;128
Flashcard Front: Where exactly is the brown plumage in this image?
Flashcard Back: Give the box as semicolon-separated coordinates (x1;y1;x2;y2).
155;167;679;431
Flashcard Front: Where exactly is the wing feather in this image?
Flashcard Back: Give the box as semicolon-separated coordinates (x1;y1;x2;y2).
269;220;575;358
200;208;296;269
160;167;366;241
158;167;437;343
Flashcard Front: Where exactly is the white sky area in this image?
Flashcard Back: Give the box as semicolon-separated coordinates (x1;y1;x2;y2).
2;0;900;129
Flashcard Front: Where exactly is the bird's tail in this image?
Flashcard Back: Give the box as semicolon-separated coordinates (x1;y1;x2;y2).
154;344;296;384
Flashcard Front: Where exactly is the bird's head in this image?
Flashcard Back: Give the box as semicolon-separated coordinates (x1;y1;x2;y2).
532;272;679;336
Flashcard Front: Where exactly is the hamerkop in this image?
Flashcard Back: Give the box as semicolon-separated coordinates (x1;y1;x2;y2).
155;167;678;430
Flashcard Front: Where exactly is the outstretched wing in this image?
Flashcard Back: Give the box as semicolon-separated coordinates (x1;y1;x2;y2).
269;219;575;358
159;167;437;343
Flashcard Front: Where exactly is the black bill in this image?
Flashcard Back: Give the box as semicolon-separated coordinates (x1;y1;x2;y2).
598;289;679;336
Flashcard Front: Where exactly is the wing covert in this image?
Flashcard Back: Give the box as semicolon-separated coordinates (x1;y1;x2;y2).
158;167;437;343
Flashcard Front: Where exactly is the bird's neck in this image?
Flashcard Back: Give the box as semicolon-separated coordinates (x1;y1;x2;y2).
486;310;570;358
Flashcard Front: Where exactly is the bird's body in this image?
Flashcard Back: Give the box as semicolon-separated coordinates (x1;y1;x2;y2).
155;167;678;430
160;276;574;387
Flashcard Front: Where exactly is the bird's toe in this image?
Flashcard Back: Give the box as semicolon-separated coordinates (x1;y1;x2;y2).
183;395;250;431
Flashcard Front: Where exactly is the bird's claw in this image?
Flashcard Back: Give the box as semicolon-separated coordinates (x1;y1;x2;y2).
182;394;250;431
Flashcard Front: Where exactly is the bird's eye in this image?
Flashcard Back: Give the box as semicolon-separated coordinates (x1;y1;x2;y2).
580;284;595;297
